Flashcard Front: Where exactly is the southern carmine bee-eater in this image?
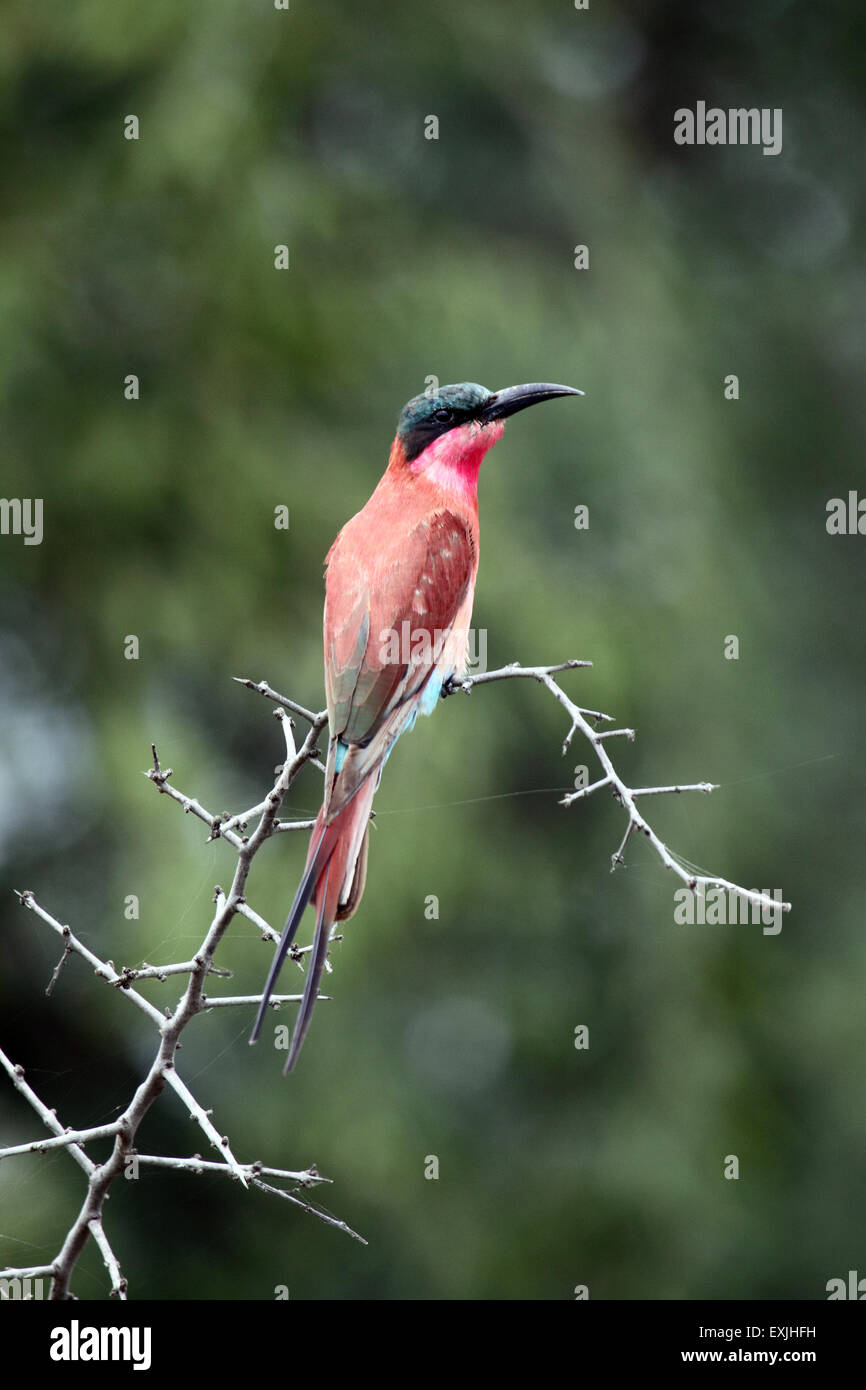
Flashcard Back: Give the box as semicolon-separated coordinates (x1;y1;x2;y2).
250;381;582;1072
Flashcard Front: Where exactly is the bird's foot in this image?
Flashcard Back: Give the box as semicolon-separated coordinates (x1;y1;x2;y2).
441;674;469;699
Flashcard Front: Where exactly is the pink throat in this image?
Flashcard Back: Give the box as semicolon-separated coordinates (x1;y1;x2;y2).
407;420;505;503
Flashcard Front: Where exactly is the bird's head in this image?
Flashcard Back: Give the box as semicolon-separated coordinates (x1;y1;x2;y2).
391;381;582;501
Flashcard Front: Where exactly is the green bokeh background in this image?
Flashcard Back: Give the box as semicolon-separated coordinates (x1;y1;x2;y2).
1;0;863;1300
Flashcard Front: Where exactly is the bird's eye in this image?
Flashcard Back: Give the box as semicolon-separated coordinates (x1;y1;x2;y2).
433;407;454;424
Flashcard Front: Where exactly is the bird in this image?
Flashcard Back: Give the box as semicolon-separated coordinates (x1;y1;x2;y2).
250;380;582;1072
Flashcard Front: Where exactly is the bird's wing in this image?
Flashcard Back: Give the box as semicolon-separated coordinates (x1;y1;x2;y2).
323;509;475;801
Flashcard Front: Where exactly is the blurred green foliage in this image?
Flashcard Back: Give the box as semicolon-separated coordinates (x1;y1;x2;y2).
0;0;864;1300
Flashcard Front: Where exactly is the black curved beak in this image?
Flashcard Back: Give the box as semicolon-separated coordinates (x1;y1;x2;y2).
479;382;584;423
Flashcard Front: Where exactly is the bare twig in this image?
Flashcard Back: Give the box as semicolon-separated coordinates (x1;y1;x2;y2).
453;660;790;916
113;960;232;985
89;1216;128;1299
0;1118;122;1161
0;1265;57;1283
0;1045;96;1180
200;993;329;1008
132;1154;327;1184
232;677;325;728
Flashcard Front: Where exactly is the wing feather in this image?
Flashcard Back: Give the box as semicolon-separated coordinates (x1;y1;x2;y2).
323;509;475;798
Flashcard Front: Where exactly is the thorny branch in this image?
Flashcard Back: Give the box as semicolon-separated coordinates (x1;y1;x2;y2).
1;658;788;1299
0;698;358;1301
444;660;790;917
